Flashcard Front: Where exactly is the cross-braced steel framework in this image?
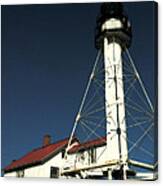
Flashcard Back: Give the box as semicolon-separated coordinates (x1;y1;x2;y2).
61;48;157;179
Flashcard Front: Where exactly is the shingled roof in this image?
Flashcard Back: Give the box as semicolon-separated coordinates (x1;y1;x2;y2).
68;137;106;154
4;138;69;173
4;136;106;173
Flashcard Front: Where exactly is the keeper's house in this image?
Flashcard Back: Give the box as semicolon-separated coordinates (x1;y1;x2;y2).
3;135;108;178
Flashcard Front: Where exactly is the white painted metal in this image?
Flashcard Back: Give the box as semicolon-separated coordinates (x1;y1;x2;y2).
108;169;112;180
128;159;156;171
102;18;122;31
135;172;157;180
126;49;154;112
103;32;128;165
64;51;101;157
4;12;156;181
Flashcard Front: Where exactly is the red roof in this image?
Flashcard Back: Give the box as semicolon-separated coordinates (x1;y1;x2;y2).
4;136;106;172
4;138;69;172
68;137;106;154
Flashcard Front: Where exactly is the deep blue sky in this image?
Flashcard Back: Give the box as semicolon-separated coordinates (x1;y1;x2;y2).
1;2;156;169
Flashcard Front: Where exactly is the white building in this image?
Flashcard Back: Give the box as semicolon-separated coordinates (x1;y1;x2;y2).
4;135;113;179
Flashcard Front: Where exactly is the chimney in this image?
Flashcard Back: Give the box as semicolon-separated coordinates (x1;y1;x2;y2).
43;134;51;147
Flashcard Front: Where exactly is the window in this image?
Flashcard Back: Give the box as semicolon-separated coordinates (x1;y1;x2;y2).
61;150;65;159
16;170;24;177
90;148;96;163
50;166;59;178
77;150;85;162
102;18;122;31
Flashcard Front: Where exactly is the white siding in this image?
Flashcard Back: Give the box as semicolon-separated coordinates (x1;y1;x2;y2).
4;171;17;177
4;145;109;178
25;152;63;178
64;145;108;171
4;152;64;178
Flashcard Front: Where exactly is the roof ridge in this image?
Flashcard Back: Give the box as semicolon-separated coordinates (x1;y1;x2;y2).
4;136;106;172
4;137;70;172
68;136;106;154
31;137;70;151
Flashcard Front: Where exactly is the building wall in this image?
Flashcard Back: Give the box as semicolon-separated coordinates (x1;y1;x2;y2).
4;145;109;178
4;152;64;178
64;145;108;171
24;152;63;178
4;171;17;177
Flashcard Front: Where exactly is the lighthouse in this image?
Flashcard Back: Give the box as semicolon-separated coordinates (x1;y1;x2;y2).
95;3;132;179
62;2;155;180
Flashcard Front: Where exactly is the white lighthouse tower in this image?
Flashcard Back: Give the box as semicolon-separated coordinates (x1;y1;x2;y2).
62;2;156;180
95;3;132;179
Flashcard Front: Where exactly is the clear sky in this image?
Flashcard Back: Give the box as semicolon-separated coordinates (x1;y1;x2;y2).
1;1;157;170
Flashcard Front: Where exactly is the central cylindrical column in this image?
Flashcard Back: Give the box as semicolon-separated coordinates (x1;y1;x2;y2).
95;2;132;179
104;37;128;164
